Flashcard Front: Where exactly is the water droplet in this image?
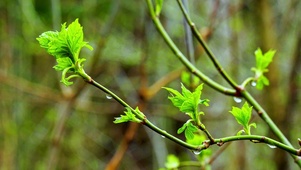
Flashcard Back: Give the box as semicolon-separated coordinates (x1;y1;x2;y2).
251;81;257;87
233;97;242;103
267;144;276;149
193;150;202;155
161;135;165;138
106;94;112;99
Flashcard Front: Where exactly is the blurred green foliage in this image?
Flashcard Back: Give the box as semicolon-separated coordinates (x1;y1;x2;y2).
1;0;301;170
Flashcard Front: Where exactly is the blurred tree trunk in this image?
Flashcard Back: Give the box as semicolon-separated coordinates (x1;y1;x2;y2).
253;0;288;169
283;30;301;146
229;6;246;169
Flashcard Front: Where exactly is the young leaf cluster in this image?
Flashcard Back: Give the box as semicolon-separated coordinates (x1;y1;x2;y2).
230;102;256;135
37;19;93;86
160;154;180;170
177;120;198;140
113;107;143;124
164;84;209;140
251;48;276;90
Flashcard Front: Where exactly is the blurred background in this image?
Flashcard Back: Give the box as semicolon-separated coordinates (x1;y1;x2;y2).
1;0;301;169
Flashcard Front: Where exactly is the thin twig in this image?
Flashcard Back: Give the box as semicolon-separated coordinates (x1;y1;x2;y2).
176;0;238;89
145;0;236;96
86;77;301;156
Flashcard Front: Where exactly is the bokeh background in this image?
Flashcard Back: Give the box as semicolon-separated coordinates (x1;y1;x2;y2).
1;0;301;169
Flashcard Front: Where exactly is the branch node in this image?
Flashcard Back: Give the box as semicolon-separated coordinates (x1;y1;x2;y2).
257;110;264;116
297;149;301;156
295;155;301;162
216;139;224;146
202;140;210;148
235;85;244;97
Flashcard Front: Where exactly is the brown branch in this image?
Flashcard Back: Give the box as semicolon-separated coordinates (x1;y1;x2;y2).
0;70;61;102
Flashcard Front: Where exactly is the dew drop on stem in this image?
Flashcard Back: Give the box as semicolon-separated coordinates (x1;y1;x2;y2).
233;97;242;103
193;150;202;155
161;135;165;138
267;144;277;149
106;94;112;99
251;81;257;87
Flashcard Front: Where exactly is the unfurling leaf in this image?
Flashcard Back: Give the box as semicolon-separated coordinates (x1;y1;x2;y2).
251;48;276;90
37;19;93;86
230;102;256;135
164;83;209;121
114;107;142;124
177;121;198;140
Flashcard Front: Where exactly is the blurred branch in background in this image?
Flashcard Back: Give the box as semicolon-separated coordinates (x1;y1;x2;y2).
1;0;301;169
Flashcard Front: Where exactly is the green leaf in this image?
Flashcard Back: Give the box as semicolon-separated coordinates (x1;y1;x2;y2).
177;121;198;140
236;130;245;136
185;123;198;139
164;154;180;169
164;83;209;121
155;0;164;16
113;107;142;124
251;48;276;90
256;75;269;90
186;133;205;145
255;48;275;70
230;102;255;135
60;66;75;86
37;31;59;50
53;57;74;71
37;19;93;62
177;122;187;134
37;19;93;86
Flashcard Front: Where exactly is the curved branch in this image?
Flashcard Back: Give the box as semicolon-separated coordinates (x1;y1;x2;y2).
145;0;236;96
85;76;301;157
176;0;238;89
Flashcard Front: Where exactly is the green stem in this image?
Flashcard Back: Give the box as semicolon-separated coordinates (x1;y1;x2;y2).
241;77;255;88
176;0;238;89
146;0;301;166
214;135;301;156
198;122;215;143
242;90;301;164
86;74;301;157
145;0;236;96
87;78;197;150
145;119;197;150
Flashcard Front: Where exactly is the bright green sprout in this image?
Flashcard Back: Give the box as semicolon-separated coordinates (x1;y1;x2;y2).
164;83;209;140
230;102;256;135
37;19;93;86
113;107;143;124
251;48;276;90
